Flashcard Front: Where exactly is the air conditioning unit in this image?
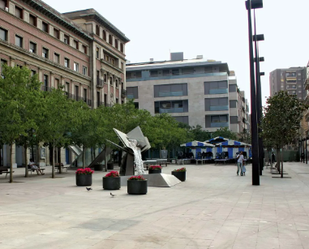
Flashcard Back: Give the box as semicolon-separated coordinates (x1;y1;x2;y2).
5;7;9;12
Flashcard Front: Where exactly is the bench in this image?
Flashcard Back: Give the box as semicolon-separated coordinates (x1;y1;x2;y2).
55;163;70;172
0;167;14;178
27;166;45;174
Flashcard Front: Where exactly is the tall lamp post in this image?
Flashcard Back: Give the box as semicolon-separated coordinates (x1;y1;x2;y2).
253;32;265;176
245;0;263;185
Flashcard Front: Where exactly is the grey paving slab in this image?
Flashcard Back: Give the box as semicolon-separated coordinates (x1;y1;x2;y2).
1;162;309;248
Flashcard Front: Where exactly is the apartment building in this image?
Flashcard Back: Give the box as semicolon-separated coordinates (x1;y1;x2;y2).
0;0;129;167
269;67;306;101
126;53;249;134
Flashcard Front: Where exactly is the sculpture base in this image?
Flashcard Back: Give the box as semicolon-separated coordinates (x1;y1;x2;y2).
121;173;181;187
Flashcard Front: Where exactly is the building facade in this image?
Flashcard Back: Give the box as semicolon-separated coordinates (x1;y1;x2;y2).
126;53;249;134
0;0;129;167
269;67;306;101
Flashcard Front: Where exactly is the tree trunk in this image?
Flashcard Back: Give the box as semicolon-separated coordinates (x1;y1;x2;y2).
83;148;86;169
281;148;284;178
24;144;28;177
58;147;62;174
9;143;13;183
52;145;55;178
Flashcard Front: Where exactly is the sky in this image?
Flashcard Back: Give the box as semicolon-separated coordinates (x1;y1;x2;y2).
43;0;309;109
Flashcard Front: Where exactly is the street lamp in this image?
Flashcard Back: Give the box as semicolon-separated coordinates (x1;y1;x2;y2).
245;0;263;185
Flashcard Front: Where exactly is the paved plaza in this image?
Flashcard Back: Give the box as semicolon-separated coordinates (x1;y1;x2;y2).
1;162;309;249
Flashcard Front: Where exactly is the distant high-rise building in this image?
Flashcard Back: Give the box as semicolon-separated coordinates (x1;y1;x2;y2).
269;67;306;101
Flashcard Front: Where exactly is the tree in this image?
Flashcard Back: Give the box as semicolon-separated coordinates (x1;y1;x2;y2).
212;127;237;140
38;88;78;178
188;125;211;142
261;91;306;177
0;65;42;182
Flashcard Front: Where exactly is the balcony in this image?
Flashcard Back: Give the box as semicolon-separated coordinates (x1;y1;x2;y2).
209;105;229;111
210;122;229;128
209;89;228;94
97;79;104;88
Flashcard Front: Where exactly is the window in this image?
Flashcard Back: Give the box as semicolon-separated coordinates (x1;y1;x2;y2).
204;81;228;94
82;66;87;75
230;116;239;124
31;70;36;76
29;42;36;53
103;30;106;41
54;53;60;63
1;59;7;78
82;45;87;54
126;87;138;99
205;98;228;111
43;75;48;91
73;40;78;49
65;82;70;95
74;62;79;72
0;0;8;9
110;77;113;86
121;62;124;69
115;39;118;49
15;6;23;19
173;116;189;125
83;89;87;102
115;79;118;88
109;35;113;45
54;29;59;39
64;34;69;44
154;83;188;97
205;115;229;128
0;27;8;41
75;85;79;100
120;43;123;53
96;47;99;59
229;84;237;93
42;22;48;33
15;35;23;47
64;58;70;68
55;78;59;88
229;100;237;108
97;91;100;107
42;48;49;58
155;100;188;114
29;14;36;26
96;25;100;36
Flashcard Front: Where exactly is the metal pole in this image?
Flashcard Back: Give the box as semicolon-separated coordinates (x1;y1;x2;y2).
246;0;260;185
253;10;264;176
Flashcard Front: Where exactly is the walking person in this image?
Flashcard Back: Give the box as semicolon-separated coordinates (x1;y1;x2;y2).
237;151;245;176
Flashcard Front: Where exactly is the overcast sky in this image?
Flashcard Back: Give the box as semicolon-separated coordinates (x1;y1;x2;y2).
43;0;308;109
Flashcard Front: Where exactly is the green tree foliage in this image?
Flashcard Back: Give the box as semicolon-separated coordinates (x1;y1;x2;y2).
261;91;306;177
0;65;42;182
212;127;237;140
188;125;211;142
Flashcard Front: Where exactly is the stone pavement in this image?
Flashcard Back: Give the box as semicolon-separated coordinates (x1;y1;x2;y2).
1;162;309;249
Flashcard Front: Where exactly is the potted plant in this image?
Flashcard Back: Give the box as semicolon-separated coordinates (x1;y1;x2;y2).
172;167;186;182
148;165;162;174
127;175;147;195
76;168;94;186
103;171;121;190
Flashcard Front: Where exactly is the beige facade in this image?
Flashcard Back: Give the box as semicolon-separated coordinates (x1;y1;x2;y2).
126;53;249;134
0;0;129;167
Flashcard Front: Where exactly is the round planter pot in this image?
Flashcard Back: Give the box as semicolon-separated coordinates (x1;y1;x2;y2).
127;180;147;195
103;177;121;190
172;171;186;182
149;168;162;174
76;174;92;186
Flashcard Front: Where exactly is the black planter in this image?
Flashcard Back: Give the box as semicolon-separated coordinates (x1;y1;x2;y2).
127;180;147;195
149;168;162;174
76;174;92;186
103;177;121;190
94;164;104;171
107;162;114;170
172;171;186;182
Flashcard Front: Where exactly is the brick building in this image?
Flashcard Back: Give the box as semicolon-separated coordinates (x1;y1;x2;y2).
0;0;129;167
